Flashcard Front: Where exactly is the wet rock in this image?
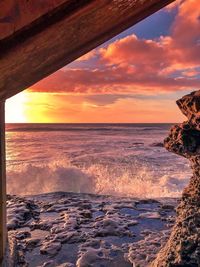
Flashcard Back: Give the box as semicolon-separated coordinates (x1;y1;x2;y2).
150;142;164;147
15;231;31;240
7;196;39;230
7;192;177;266
40;241;61;255
139;212;161;219
40;261;75;267
26;238;41;249
93;217;131;237
152;90;200;267
161;204;175;211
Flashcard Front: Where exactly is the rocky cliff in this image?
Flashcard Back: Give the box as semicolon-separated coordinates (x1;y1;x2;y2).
151;91;200;267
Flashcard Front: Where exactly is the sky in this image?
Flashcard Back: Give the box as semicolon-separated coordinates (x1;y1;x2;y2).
5;0;200;123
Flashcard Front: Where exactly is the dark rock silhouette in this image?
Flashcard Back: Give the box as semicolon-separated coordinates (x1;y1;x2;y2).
152;91;200;267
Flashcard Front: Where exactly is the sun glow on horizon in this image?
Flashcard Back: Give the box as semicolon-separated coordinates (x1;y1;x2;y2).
5;91;57;123
5;92;28;123
5;90;185;124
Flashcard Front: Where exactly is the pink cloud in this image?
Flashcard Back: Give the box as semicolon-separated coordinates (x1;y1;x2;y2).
31;65;199;94
164;0;183;11
169;0;200;67
31;0;200;94
101;0;200;72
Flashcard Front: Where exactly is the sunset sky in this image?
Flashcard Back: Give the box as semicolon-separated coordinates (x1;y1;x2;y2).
5;0;200;123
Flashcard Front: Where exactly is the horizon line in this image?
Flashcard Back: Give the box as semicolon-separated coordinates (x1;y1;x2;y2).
5;122;178;124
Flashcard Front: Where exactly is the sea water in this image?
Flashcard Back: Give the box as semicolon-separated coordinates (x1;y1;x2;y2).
6;123;190;198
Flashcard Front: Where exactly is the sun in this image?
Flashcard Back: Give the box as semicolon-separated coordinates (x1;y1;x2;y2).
5;91;28;123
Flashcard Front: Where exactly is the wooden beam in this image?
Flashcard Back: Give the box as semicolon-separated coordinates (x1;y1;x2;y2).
0;0;68;40
0;102;6;262
0;0;174;100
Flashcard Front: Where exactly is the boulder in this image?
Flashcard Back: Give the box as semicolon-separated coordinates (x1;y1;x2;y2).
151;91;200;267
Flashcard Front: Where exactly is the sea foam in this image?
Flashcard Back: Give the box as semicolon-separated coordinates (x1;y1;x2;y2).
7;159;190;198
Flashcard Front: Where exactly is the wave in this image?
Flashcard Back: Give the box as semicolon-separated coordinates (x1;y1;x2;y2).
6;127;131;132
5;123;172;133
7;160;190;198
150;142;164;147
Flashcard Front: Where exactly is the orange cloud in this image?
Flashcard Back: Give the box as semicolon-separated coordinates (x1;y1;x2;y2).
101;0;200;72
169;0;200;68
30;65;200;94
30;0;200;95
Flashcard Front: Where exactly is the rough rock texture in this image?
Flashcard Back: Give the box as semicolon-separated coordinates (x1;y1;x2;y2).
6;192;177;267
151;90;200;267
2;234;17;267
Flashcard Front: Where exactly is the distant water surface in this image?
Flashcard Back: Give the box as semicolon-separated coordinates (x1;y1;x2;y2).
6;123;190;197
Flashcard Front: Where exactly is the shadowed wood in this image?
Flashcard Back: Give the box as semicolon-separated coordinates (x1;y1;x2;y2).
0;0;174;100
0;0;68;40
0;102;6;262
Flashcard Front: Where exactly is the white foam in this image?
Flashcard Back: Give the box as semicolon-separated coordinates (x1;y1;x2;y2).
7;159;190;198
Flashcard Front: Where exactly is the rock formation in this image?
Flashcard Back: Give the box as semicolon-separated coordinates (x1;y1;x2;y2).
151;90;200;267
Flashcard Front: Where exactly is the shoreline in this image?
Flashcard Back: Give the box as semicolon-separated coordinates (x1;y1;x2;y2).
6;192;178;267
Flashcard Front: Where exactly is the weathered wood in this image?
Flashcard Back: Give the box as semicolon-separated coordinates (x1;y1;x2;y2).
0;102;6;262
0;0;174;100
0;0;68;40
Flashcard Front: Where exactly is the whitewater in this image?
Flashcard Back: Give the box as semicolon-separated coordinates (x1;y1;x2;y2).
6;123;191;198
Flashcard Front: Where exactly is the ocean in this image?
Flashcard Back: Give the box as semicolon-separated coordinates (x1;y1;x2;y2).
6;123;190;198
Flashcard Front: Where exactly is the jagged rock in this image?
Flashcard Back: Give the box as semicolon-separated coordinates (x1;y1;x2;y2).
177;91;200;129
151;91;200;267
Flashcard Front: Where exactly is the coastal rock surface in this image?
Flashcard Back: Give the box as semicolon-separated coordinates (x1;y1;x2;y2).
152;90;200;267
6;192;177;267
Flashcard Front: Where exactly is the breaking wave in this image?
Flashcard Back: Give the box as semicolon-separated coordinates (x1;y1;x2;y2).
7;159;190;198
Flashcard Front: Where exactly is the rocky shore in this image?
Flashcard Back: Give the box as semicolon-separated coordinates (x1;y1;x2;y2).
5;192;177;267
6;91;200;266
152;91;200;267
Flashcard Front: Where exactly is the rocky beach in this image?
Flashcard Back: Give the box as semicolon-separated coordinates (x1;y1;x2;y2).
6;93;200;266
5;192;177;267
